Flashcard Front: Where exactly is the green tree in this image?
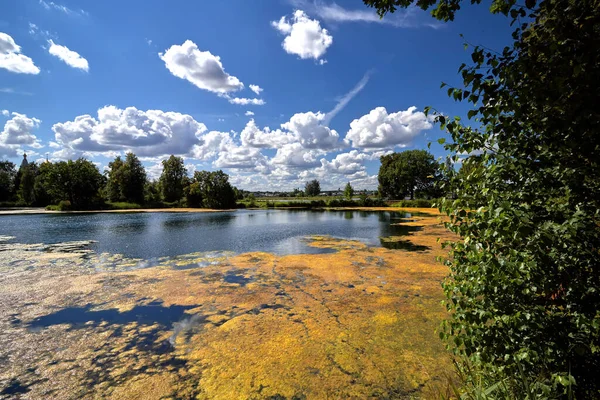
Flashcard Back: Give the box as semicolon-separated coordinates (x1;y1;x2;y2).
121;153;146;204
366;0;600;397
18;163;38;205
44;159;104;209
304;179;321;196
344;182;354;200
105;153;146;204
378;150;439;199
106;156;124;202
0;161;16;202
188;170;237;209
33;161;53;206
144;180;162;205
159;155;186;203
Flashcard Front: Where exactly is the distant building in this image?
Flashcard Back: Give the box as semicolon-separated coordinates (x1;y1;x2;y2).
20;153;29;169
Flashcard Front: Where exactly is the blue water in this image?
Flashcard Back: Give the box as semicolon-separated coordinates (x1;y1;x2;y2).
0;209;421;258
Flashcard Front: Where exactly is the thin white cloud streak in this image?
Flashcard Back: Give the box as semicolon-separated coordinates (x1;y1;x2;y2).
291;0;442;29
39;0;88;17
0;88;33;96
322;70;371;125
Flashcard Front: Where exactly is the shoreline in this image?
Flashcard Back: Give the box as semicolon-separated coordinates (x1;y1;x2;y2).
0;206;439;216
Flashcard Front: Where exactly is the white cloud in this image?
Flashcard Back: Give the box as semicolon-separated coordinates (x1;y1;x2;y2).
292;0;441;29
0;32;40;74
52;106;209;157
323;71;371;125
227;97;265;106
282;111;340;149
214;144;269;171
159;40;244;94
346;106;432;149
1;112;41;146
0;88;33;96
249;84;263;95
47;40;89;71
271;142;324;167
317;150;370;175
240;119;294;149
39;0;88;17
1;110;8;117
0;112;42;157
190;130;233;160
271;10;332;62
245;111;254;116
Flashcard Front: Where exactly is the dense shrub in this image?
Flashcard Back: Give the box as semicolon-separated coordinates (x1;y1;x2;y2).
391;199;435;208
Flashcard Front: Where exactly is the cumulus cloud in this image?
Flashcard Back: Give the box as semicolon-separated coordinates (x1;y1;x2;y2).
0;112;42;157
48;40;89;71
316;150;370;175
346;106;432;149
245;111;254;116
190;130;233;160
227;97;265;106
52;106;209;157
271;10;332;62
240;119;295;149
159;40;244;94
249;84;263;95
1;110;8;117
282;111;340;149
271;142;324;168
1;112;42;146
0;32;40;74
214;144;269;171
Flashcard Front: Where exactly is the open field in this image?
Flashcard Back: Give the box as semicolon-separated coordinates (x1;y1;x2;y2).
0;208;455;399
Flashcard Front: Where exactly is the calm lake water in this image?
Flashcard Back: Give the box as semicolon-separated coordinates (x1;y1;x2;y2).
0;209;422;258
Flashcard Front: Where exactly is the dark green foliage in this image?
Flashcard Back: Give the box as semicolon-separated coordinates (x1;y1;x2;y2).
187;170;237;209
33;161;54;206
106;156;124;202
304;179;321;197
121;153;146;204
184;181;203;208
0;161;16;202
159;155;187;202
42;159;104;209
378;150;441;199
106;153;147;204
391;199;434;208
344;182;354;200
18;162;37;205
365;0;600;397
144;180;162;205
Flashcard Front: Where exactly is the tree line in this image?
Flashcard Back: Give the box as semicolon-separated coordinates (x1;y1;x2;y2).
0;153;239;210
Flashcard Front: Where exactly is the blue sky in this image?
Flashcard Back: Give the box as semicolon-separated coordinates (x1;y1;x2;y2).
0;0;512;190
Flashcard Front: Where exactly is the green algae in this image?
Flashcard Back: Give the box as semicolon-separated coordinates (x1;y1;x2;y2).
0;211;455;399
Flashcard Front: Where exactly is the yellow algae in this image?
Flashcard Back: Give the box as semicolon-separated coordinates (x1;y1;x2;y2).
0;209;456;399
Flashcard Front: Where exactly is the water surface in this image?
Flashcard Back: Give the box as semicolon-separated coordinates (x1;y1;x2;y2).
0;209;421;258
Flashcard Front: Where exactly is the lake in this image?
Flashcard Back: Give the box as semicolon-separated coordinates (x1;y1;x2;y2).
0;209;422;258
0;208;453;398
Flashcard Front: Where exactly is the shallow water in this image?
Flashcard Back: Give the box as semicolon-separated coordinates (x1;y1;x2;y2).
0;209;422;258
0;209;453;399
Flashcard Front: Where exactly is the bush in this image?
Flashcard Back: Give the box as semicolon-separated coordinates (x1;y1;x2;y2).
327;198;359;207
106;202;143;210
391;199;434;208
57;200;72;211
